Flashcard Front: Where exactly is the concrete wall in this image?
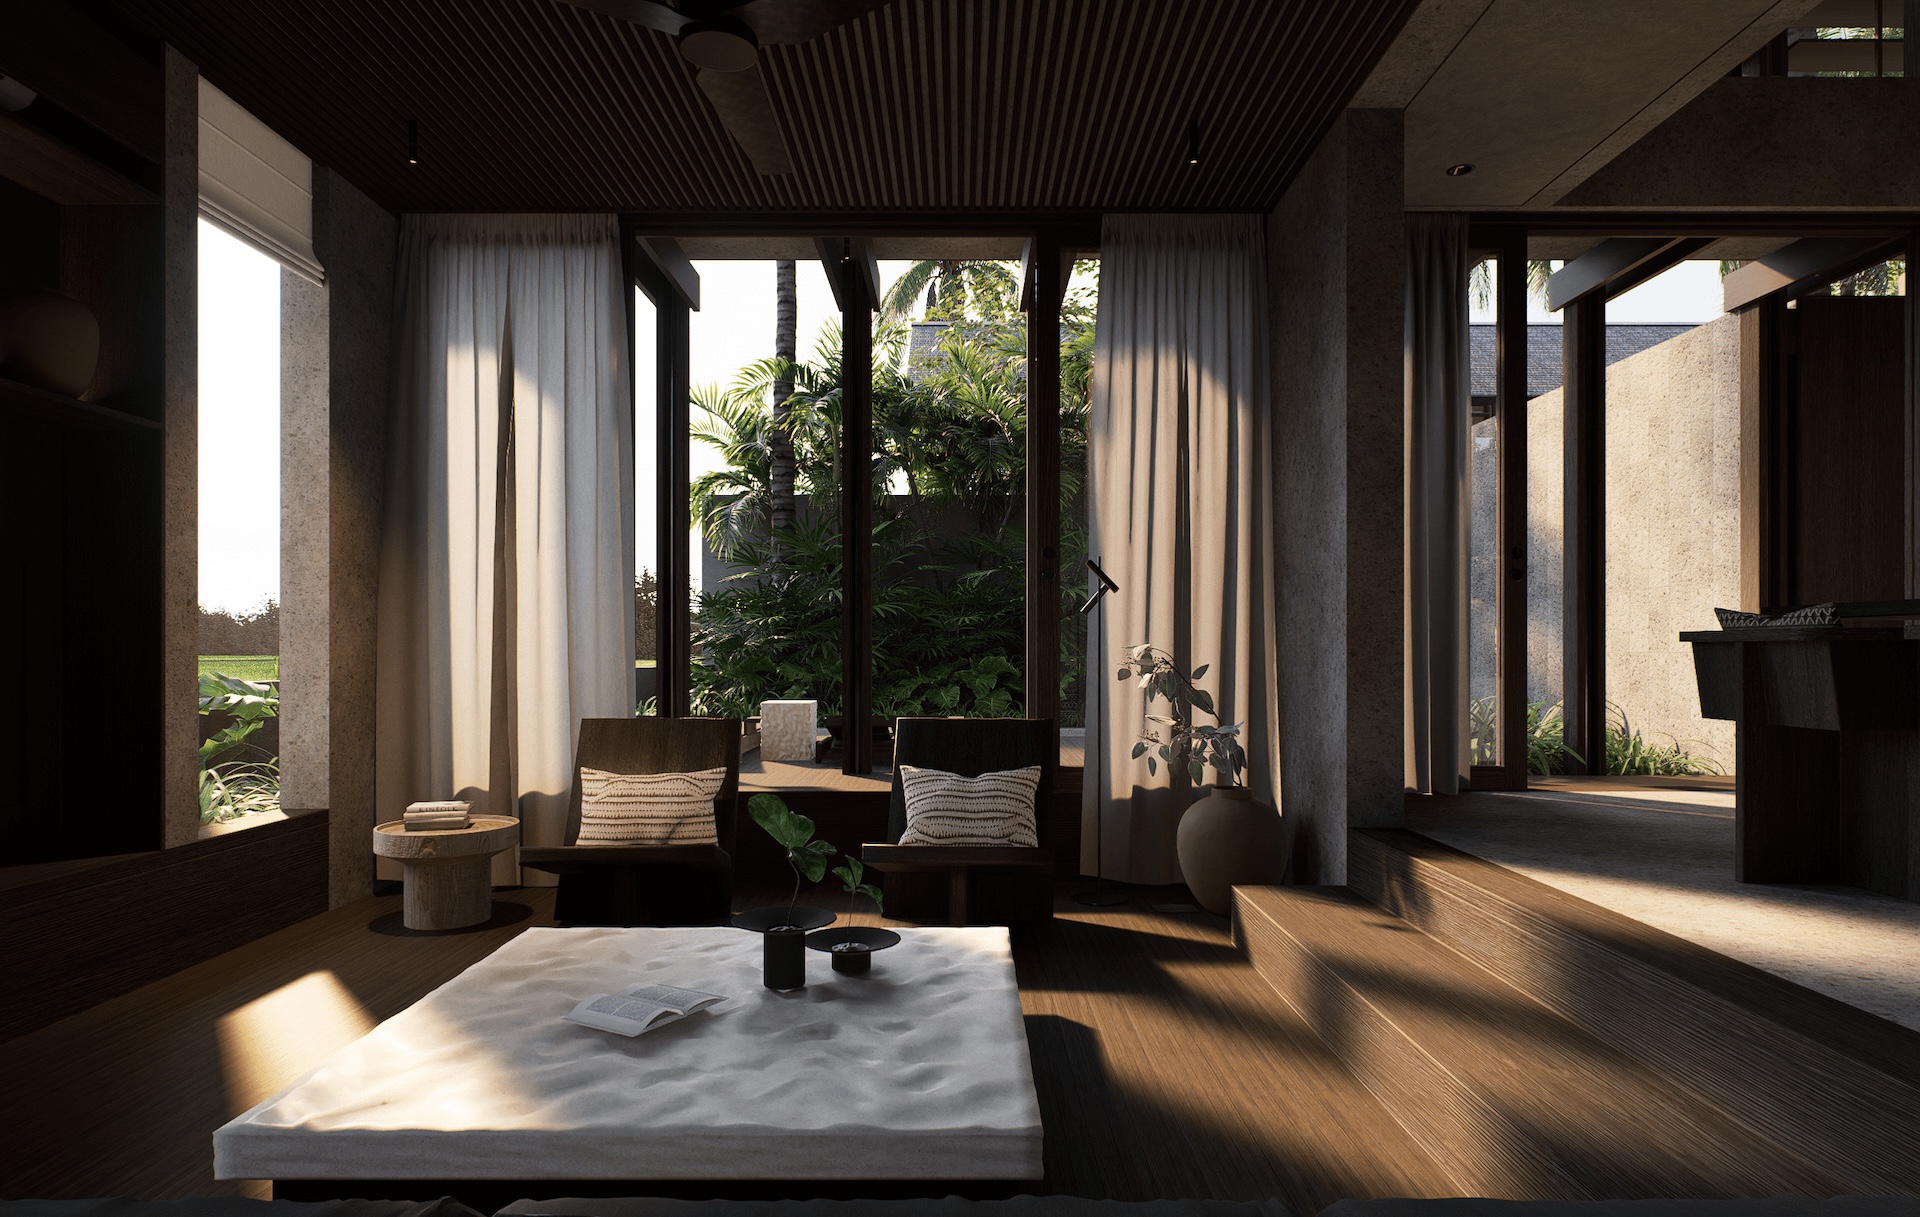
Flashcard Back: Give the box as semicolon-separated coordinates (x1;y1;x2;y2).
1603;315;1740;765
314;168;397;907
1468;315;1740;770
161;47;200;848
281;271;329;816
1563;78;1920;211
1269;109;1406;884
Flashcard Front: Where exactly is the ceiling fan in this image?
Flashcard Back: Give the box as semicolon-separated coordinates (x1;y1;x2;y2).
558;0;891;176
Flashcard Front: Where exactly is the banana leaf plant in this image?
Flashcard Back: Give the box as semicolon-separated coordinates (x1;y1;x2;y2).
749;793;838;924
831;855;884;918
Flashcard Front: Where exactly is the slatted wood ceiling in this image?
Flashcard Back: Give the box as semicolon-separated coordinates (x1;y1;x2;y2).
108;0;1416;216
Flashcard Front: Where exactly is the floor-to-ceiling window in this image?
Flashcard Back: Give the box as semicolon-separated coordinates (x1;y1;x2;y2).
684;258;844;742
647;238;1097;769
196;218;281;830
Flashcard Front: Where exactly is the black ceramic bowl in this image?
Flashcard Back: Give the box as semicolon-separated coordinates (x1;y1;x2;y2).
733;906;837;932
806;926;901;974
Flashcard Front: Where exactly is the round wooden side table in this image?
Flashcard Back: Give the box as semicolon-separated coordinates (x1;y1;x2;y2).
373;815;519;931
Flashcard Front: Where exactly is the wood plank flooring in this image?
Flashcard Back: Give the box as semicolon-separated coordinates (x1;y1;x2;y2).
0;883;1450;1210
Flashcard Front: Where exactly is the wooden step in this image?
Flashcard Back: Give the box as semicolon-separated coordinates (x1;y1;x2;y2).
1233;885;1853;1200
1346;828;1920;1193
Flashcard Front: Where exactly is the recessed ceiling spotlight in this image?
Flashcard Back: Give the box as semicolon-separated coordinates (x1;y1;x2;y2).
1446;162;1475;177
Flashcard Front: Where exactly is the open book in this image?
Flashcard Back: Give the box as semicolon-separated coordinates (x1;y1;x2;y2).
562;982;726;1037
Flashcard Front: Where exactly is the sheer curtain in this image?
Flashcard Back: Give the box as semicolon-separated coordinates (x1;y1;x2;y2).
1082;213;1275;885
1403;213;1471;794
375;214;634;884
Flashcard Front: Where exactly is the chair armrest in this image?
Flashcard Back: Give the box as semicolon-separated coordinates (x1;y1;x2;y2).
521;844;730;873
861;844;1051;869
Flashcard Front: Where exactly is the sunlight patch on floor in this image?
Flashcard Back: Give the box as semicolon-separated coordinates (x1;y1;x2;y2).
216;969;375;1116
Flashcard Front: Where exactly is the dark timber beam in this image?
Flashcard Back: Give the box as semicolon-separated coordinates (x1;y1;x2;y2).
1722;237;1903;312
1468;230;1530;792
651;272;694;717
1907;228;1920;598
814;237;879;312
635;236;699;311
1495;233;1528;790
1562;293;1606;774
1024;236;1064;730
1545;237;1711;312
821;237;877;773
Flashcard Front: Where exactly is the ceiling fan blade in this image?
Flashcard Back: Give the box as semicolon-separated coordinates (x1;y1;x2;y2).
727;0;891;45
695;64;793;175
555;0;691;37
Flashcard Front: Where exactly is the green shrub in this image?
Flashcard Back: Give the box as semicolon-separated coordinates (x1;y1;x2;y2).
1467;697;1721;777
198;671;281;824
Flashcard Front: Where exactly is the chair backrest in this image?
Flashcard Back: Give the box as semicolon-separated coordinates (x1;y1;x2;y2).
886;717;1057;843
564;717;743;851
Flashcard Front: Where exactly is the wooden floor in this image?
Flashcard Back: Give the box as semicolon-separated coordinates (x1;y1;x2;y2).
0;882;1451;1210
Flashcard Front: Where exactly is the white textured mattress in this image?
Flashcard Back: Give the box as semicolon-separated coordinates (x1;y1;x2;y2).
214;925;1042;1182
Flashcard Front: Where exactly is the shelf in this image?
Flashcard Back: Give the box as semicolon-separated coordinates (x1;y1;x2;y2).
0;111;156;206
0;376;161;431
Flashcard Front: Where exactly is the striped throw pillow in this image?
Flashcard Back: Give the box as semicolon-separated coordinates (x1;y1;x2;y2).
576;766;726;845
898;765;1041;848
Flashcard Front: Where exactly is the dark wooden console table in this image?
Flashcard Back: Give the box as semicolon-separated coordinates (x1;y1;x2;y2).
1684;625;1918;901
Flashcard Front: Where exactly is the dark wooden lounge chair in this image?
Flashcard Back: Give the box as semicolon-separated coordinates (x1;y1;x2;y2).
520;717;741;926
861;717;1056;925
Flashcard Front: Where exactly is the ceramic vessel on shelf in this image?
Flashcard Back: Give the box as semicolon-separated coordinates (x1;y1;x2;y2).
1176;784;1290;915
0;288;100;397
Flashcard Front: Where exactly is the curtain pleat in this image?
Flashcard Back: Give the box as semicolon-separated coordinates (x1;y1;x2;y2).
1404;214;1471;795
376;214;634;884
1082;213;1275;885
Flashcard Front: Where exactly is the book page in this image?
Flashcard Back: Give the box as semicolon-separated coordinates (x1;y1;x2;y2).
575;993;679;1028
620;983;724;1013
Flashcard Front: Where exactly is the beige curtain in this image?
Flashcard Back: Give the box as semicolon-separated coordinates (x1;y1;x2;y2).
1404;213;1471;794
1082;213;1275;885
375;214;634;885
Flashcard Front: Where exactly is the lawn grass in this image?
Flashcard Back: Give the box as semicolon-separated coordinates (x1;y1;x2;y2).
200;655;279;681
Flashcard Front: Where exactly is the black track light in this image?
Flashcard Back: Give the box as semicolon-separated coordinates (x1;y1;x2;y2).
407;119;419;166
1187;120;1200;167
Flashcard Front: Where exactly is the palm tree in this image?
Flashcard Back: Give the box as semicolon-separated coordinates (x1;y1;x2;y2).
1468;258;1554;311
877;260;1020;324
769;260;798;546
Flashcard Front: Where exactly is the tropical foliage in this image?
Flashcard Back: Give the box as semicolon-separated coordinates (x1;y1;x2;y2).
198;670;281;824
1468;696;1722;777
688;260;1098;724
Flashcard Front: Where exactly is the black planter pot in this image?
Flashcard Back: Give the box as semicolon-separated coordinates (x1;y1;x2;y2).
733;906;836;932
763;925;807;990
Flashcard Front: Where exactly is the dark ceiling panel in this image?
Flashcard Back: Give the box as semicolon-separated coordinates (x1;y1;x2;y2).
110;0;1417;216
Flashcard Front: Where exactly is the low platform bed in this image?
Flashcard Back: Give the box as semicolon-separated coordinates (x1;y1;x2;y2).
216;927;1041;1191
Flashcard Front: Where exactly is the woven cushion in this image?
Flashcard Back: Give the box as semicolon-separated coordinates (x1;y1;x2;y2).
897;765;1041;848
577;766;726;845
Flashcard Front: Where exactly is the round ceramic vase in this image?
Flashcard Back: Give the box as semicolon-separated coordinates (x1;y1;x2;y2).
0;288;100;397
1176;784;1290;915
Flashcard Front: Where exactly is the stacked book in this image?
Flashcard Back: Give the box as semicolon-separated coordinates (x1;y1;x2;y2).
404;800;473;831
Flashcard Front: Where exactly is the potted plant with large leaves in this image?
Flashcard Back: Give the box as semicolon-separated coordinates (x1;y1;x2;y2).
807;857;899;975
735;794;840;990
1118;644;1289;914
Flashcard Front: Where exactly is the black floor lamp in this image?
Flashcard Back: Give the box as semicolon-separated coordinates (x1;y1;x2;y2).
1073;558;1132;908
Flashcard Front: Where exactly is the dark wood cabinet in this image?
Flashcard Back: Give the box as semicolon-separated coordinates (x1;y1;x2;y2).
1686;626;1919;901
